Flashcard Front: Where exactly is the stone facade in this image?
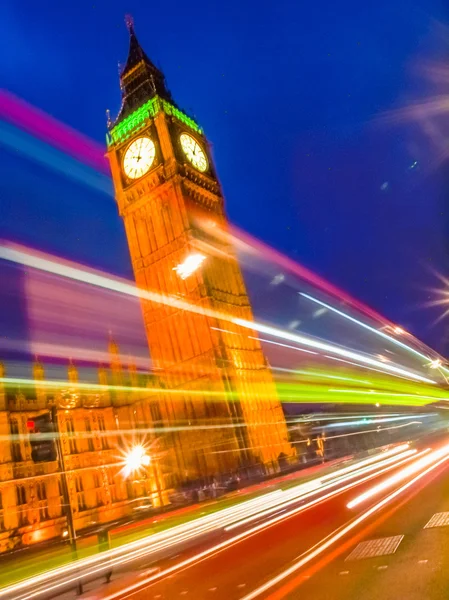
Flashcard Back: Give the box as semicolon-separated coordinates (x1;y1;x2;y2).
0;343;168;553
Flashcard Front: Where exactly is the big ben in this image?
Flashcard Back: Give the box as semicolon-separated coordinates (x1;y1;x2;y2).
107;18;293;480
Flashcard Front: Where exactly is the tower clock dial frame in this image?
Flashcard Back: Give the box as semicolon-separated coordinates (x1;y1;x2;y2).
179;132;208;173
122;135;156;180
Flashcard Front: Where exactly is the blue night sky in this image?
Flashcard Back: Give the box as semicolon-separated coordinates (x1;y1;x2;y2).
1;0;449;354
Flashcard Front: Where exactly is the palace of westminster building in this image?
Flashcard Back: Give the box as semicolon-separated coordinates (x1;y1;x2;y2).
0;19;293;552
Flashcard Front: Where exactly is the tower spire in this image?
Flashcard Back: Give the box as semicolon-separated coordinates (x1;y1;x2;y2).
125;13;134;31
111;17;174;127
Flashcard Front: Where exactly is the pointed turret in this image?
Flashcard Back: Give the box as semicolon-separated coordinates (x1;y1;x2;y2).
68;360;78;385
33;357;45;382
108;334;122;372
0;362;5;410
128;358;138;387
112;16;174;126
33;357;46;406
98;364;108;387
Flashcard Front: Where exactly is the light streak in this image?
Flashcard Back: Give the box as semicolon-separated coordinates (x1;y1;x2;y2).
328;388;449;403
289;413;407;423
227;224;390;325
0;122;112;197
0;243;433;386
293;370;373;385
89;446;421;600
0;375;235;399
249;337;318;355
0;90;394;335
0;447;415;600
224;447;418;532
10;374;442;412
0;90;109;175
319;421;423;442
323;355;422;382
318;414;430;428
319;444;410;480
241;447;449;600
346;444;449;508
236;318;436;384
300;292;439;366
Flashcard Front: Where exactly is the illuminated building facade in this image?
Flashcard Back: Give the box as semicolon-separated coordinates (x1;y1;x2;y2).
0;343;166;553
107;19;293;480
0;18;293;554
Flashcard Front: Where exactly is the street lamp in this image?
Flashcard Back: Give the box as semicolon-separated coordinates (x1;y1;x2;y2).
121;445;151;478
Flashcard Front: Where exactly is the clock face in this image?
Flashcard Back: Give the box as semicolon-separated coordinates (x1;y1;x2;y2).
123;137;156;179
180;133;208;172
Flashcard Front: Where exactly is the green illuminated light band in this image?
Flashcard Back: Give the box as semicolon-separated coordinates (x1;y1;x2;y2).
108;96;203;147
161;100;202;135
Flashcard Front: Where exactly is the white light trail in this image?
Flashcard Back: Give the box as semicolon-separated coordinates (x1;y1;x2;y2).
236;318;435;384
249;336;318;355
323;355;421;381
92;446;419;600
347;444;449;509
0;243;435;385
319;414;430;428
0;446;414;600
241;446;449;600
300;292;442;369
224;447;418;532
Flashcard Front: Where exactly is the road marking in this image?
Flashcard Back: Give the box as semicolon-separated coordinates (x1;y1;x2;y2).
346;535;403;561
237;583;247;588
339;571;349;576
240;454;449;600
424;512;449;528
208;587;217;592
377;565;388;570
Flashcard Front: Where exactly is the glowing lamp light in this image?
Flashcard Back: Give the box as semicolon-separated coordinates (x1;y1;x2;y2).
429;359;442;369
122;445;151;478
393;326;405;335
173;253;206;280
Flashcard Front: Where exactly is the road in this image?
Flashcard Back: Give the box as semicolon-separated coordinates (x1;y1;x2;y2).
80;440;449;600
283;450;449;599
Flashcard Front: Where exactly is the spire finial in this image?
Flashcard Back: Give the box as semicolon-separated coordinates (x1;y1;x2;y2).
125;14;134;31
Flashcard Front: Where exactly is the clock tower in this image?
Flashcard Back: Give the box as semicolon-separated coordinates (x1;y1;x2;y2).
107;18;293;480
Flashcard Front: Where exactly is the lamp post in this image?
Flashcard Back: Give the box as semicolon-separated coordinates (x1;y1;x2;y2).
50;406;83;596
122;445;151;477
